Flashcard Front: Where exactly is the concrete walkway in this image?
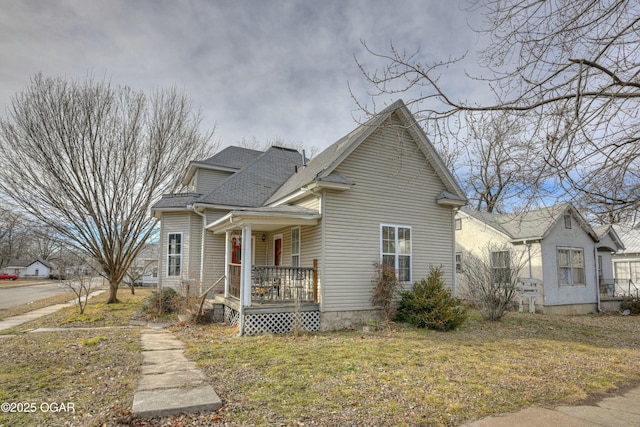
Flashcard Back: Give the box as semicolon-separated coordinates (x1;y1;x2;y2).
460;386;640;426
0;290;105;332
132;327;222;417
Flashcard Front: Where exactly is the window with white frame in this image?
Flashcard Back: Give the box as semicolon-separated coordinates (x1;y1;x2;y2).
291;227;300;267
167;233;182;277
558;248;585;285
455;252;463;272
381;225;412;282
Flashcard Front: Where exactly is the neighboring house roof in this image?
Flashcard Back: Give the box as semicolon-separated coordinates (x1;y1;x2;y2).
195;146;303;207
266;99;467;206
593;224;625;251
461;203;599;242
27;259;53;269
6;259;30;268
182;146;263;185
612;224;640;254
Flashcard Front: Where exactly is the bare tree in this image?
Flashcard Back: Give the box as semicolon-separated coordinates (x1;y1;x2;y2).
459;242;529;321
0;207;29;269
56;250;99;314
0;74;215;303
463;111;548;212
356;1;640;218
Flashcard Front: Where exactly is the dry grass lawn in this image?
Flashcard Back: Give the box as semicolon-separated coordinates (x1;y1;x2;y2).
1;289;640;426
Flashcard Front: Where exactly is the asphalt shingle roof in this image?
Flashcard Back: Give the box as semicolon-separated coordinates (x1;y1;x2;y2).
463;203;597;241
152;193;201;209
196;146;303;207
196;146;263;170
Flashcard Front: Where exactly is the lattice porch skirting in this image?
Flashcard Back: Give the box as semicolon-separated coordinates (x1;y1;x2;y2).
224;306;320;335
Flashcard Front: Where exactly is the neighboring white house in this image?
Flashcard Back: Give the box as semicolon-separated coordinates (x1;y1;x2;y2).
456;204;623;315
5;259;54;278
611;224;640;298
23;259;54;278
5;259;30;276
151;100;467;335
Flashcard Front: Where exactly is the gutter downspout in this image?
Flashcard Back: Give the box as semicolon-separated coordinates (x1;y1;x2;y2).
191;205;207;296
595;247;601;312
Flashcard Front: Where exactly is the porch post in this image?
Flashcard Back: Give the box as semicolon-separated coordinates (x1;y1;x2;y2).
224;230;230;298
241;224;253;308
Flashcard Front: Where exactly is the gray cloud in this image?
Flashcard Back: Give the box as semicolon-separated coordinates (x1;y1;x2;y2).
0;0;485;151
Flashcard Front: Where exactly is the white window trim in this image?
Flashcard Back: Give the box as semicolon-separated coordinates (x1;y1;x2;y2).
557;247;585;286
291;226;301;267
167;232;183;277
380;224;412;283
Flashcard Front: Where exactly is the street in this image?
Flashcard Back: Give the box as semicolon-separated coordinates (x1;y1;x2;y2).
0;282;71;309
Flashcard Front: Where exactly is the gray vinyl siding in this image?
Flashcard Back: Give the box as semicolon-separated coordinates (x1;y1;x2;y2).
194;169;233;194
322;113;456;312
158;212;192;289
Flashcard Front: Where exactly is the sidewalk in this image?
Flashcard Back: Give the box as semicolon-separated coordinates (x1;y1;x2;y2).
132;327;222;417
0;290;105;331
460;386;640;427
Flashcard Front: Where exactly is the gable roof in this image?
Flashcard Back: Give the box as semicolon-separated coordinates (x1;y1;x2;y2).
461;203;599;242
27;259;53;269
182;146;263;185
266;99;466;206
195;146;303;207
593;224;625;251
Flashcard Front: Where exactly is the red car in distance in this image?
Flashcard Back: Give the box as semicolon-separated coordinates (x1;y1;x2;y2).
0;273;18;280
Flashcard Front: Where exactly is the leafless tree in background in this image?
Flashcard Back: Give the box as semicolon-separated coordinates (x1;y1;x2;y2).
0;74;216;303
356;0;640;219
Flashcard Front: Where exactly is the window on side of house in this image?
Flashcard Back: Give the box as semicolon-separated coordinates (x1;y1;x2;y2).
455;252;463;272
564;212;572;229
381;225;412;282
491;250;511;284
291;227;300;267
167;232;182;277
455;218;462;230
558;247;585;285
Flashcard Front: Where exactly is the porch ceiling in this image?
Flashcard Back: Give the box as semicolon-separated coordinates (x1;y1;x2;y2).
206;206;321;234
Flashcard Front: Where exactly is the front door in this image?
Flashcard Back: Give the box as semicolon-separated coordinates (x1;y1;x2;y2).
274;236;282;266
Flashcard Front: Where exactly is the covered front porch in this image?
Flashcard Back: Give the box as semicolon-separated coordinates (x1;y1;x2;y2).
207;206;322;335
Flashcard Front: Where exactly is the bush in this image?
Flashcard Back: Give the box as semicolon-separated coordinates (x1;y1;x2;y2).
142;287;180;317
396;266;467;331
620;297;640;314
371;261;403;322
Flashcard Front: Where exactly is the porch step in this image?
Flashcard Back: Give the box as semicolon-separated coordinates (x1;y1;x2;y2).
187;301;225;323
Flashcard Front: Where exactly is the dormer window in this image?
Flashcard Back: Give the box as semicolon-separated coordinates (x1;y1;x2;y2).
564;212;572;229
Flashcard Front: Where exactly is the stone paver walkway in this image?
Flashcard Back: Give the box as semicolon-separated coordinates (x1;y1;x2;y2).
132;328;222;417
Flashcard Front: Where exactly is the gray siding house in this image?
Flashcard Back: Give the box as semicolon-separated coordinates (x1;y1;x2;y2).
151;100;467;334
456;204;623;315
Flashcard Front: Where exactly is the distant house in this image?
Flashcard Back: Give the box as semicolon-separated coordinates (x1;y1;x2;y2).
4;259;54;278
23;259;54;278
5;259;30;276
131;243;159;286
151;100;467;335
611;224;640;297
456;204;623;315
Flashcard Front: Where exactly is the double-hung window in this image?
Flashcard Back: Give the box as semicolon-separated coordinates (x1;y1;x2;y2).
491;250;511;284
381;225;412;282
558;248;585;285
291;227;300;267
167;233;182;277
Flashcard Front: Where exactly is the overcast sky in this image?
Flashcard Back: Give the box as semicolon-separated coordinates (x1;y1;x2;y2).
0;0;485;153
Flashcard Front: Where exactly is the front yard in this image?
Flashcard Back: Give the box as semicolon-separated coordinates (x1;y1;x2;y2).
1;289;640;426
